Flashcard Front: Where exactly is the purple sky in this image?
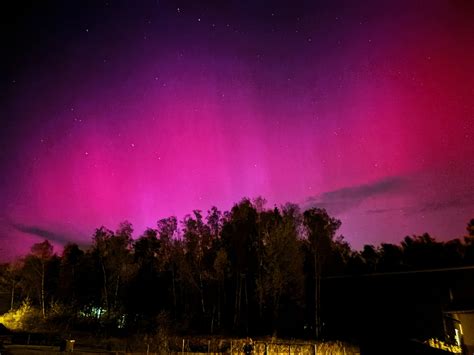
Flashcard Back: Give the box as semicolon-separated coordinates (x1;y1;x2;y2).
1;0;473;260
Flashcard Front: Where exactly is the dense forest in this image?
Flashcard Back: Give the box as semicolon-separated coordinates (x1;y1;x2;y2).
1;197;473;339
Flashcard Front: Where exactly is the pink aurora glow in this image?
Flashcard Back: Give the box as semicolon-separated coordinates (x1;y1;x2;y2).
1;1;473;260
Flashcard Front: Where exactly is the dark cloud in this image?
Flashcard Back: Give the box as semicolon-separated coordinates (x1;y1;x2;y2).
11;223;73;245
305;176;408;215
366;207;401;214
364;182;474;216
408;192;474;215
320;177;406;201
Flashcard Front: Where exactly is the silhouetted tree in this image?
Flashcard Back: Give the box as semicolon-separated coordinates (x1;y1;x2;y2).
92;222;132;315
378;243;403;271
327;235;354;275
23;240;54;317
464;219;474;264
361;244;379;273
60;243;84;306
127;228;161;329
156;217;180;316
221;198;259;332
402;233;444;269
256;204;304;334
0;261;21;310
467;219;474;237
442;239;464;266
1;200;470;340
303;208;341;338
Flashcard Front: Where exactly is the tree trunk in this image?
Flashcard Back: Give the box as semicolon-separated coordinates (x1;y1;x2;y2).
217;283;221;329
210;305;215;334
273;289;282;334
234;274;242;328
314;252;319;338
114;274;120;309
199;273;205;313
317;267;321;337
171;267;177;316
244;275;249;334
41;263;45;318
10;280;15;311
101;261;109;311
71;266;76;304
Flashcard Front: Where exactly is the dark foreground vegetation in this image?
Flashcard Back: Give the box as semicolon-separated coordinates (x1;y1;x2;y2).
0;198;473;353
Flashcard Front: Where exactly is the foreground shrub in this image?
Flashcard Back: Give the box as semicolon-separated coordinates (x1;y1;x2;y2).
0;300;44;331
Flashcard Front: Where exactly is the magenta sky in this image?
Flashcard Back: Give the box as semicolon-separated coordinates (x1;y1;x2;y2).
1;0;473;260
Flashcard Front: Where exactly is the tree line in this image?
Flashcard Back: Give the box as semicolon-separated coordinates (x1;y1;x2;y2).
1;197;473;338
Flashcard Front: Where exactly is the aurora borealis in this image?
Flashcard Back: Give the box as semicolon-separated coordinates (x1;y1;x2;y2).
1;0;473;260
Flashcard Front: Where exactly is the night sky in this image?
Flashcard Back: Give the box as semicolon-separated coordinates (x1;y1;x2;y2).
1;0;473;260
